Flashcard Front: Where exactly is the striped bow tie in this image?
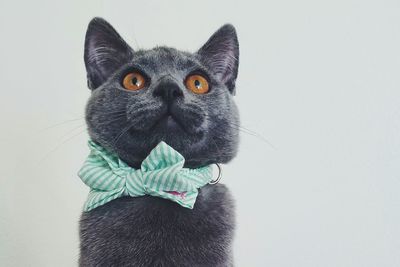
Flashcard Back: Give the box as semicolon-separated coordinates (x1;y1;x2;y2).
78;141;214;211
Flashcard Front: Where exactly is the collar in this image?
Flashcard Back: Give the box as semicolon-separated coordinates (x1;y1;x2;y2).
78;140;217;211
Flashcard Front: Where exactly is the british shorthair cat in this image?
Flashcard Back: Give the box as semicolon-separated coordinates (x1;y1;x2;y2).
79;17;240;266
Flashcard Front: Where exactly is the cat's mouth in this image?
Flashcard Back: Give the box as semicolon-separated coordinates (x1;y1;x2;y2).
126;104;206;138
152;113;187;133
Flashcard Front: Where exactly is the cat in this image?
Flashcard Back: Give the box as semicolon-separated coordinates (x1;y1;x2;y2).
79;17;240;267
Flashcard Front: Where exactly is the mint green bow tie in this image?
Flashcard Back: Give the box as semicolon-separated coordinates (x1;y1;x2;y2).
78;141;214;211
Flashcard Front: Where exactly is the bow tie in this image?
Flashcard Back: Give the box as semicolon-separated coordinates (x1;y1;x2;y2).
78;141;214;211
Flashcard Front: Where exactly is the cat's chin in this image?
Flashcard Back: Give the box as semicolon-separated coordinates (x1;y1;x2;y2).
115;130;208;169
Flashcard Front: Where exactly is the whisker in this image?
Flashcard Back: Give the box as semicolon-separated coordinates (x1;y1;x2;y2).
210;137;225;159
58;123;86;140
95;114;127;125
38;116;85;133
112;121;137;147
88;109;126;116
36;128;87;166
202;116;276;149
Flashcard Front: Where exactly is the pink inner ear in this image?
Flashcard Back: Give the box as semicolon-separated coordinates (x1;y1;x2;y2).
165;191;187;199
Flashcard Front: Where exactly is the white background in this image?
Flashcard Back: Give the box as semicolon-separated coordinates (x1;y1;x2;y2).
1;0;400;266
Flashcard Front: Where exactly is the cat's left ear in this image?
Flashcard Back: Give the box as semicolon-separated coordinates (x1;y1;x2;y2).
197;24;239;94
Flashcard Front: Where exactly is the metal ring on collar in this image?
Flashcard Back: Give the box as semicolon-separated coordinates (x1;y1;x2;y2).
209;163;222;185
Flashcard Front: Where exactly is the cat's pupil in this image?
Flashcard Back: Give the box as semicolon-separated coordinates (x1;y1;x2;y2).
132;77;138;85
194;79;201;88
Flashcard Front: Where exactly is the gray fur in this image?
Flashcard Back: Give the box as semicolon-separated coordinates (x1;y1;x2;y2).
79;17;240;266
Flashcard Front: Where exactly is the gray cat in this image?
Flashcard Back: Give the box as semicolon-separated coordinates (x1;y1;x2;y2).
79;17;240;266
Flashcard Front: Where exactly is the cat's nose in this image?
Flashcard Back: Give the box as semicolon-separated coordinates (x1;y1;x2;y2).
152;80;183;104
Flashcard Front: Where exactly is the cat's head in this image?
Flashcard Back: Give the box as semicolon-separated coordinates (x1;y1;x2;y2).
84;18;239;168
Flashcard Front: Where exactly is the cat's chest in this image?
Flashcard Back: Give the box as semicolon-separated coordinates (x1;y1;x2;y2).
81;184;233;235
79;184;234;266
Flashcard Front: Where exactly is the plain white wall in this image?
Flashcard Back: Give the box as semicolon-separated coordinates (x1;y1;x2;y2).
1;0;400;266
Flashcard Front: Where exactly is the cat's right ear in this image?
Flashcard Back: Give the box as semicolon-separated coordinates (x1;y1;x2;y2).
84;17;133;90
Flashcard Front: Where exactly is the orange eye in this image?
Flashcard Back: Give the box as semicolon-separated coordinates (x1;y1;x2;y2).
185;74;210;94
122;72;146;91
